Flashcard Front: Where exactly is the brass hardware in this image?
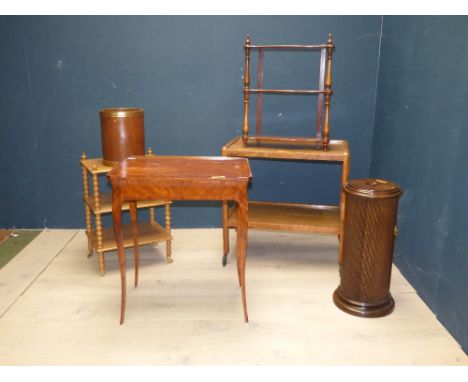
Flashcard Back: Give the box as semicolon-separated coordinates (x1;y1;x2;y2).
394;227;399;237
99;107;144;118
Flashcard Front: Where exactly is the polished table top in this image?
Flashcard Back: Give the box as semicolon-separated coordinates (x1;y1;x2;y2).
108;156;252;183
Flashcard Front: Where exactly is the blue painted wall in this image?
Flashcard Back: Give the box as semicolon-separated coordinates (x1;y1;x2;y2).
370;16;468;352
0;16;382;228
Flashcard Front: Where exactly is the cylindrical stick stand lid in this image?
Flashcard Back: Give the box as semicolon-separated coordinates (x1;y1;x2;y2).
100;107;145;167
344;178;402;199
333;178;402;318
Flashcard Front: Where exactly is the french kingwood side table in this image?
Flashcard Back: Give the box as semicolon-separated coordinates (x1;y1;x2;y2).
108;156;252;324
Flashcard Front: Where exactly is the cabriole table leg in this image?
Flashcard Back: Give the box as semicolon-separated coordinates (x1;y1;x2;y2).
236;189;249;323
112;191;126;325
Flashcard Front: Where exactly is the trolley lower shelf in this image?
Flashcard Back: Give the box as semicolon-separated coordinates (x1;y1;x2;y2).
227;201;340;234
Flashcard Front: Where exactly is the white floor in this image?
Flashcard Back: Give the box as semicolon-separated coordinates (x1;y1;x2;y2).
0;228;466;365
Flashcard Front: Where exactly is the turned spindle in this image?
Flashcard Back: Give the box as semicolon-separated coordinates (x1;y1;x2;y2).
92;170;105;275
323;33;334;151
165;203;173;263
81;153;93;257
146;147;155;222
242;34;251;146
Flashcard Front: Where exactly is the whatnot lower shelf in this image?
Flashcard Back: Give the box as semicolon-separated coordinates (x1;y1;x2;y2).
88;221;171;253
83;193;170;214
228;201;340;234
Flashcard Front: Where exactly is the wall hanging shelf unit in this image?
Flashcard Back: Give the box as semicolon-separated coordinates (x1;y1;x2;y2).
240;33;335;150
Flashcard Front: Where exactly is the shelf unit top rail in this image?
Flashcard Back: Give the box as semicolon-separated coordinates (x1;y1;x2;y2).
248;89;332;95
246;44;333;50
246;136;323;144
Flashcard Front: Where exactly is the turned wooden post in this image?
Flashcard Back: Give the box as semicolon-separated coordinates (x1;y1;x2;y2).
165;203;173;263
242;34;251;146
149;206;156;224
146;147;156;223
81;153;93;257
92;166;105;275
323;33;334;151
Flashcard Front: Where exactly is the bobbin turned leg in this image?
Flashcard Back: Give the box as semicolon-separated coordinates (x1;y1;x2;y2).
92;170;105;276
94;214;105;274
147;148;161;247
165;203;173;263
81;153;94;257
96;251;105;275
149;206;158;245
86;233;93;258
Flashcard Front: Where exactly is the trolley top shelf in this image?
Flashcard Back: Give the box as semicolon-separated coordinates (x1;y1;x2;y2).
246;44;334;50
